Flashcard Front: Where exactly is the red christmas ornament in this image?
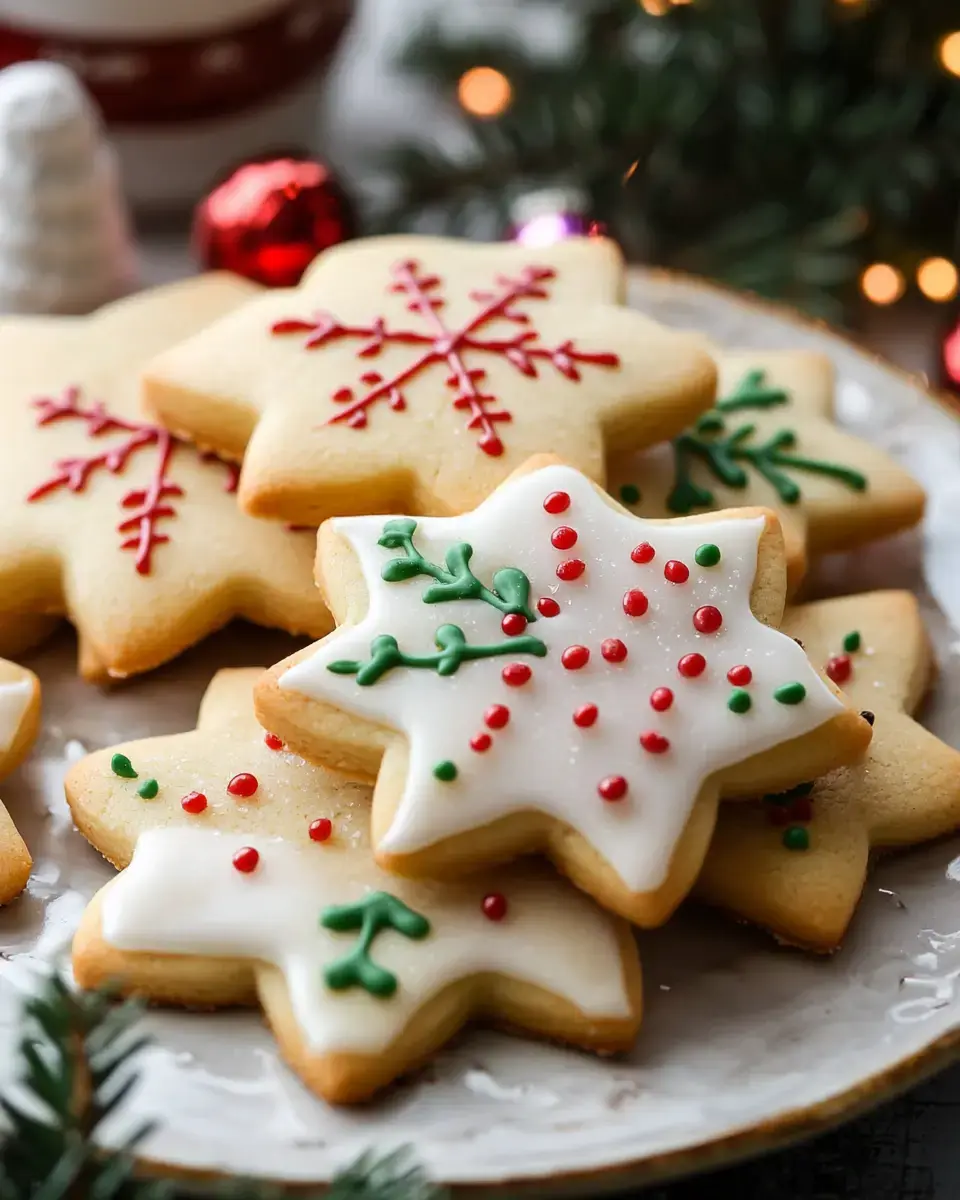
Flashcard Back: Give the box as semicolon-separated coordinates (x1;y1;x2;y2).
192;158;354;288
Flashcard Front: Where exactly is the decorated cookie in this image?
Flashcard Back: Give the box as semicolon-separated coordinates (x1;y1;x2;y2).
607;351;925;591
255;458;872;927
141;235;717;526
0;276;332;683
69;669;642;1105
697;591;960;952
0;659;41;904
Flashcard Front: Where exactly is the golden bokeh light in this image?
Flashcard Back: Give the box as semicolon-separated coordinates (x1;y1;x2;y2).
917;256;959;302
860;263;905;306
457;67;512;118
938;31;960;76
638;0;671;14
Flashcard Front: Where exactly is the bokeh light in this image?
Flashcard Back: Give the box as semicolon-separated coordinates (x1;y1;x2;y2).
457;67;512;118
938;31;960;76
917;257;959;302
860;263;905;306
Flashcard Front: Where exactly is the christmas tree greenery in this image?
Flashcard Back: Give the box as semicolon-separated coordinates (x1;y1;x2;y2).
0;973;441;1200
375;0;960;319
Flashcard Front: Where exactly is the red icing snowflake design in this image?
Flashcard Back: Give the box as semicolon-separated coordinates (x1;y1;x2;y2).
270;259;620;457
27;387;238;575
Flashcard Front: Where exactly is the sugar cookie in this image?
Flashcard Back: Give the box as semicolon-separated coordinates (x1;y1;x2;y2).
0;658;40;904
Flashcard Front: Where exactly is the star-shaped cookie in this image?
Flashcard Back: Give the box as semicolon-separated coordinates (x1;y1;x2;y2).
255;457;871;928
69;669;642;1105
141;235;717;526
0;276;331;683
607;350;925;591
0;658;40;904
697;591;960;951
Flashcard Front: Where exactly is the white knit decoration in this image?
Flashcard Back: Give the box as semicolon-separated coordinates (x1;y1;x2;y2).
0;61;136;314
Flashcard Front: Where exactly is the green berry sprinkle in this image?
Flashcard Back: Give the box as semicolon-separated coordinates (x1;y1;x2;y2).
137;778;159;800
619;483;641;506
782;825;810;851
727;688;752;714
110;753;137;779
433;760;458;783
774;681;807;705
695;543;721;568
843;630;861;653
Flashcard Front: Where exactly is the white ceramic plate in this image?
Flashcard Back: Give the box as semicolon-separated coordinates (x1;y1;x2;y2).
1;270;960;1194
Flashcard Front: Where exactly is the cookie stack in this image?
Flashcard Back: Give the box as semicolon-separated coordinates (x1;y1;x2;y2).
0;235;952;1106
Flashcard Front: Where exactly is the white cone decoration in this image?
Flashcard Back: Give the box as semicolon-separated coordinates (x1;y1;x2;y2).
0;61;137;315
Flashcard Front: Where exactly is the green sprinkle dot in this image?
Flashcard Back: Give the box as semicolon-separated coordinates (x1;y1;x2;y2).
843;630;861;653
110;753;137;779
695;543;722;568
774;681;807;705
137;778;159;800
782;825;810;851
433;760;458;783
619;483;641;506
727;688;752;714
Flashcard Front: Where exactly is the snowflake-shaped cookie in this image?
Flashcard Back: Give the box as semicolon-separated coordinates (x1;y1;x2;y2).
69;669;641;1104
0;658;40;904
257;459;871;927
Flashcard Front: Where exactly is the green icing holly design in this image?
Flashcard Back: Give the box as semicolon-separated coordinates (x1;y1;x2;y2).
320;891;431;998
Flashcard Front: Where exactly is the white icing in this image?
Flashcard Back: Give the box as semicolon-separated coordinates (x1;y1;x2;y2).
101;826;632;1055
281;464;844;891
0;679;32;755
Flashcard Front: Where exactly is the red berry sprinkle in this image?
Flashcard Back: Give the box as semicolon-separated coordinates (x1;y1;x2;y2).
693;605;723;634
678;652;707;678
826;654;852;684
622;588;649;617
264;732;284;751
650;687;674;712
482;893;508;921
309;818;333;843
573;703;598;727
501;612;527;636
485;704;510;729
544;490;570;514
664;559;690;584
727;664;753;686
551;526;578;550
227;773;258;798
470;732;492;752
232;846;259;873
502;663;532;686
561;645;590;670
537;596;560;617
181;791;207;815
631;542;655;564
640;730;670;754
598;775;628;802
601;638;627;663
556;558;585;581
790;797;813;823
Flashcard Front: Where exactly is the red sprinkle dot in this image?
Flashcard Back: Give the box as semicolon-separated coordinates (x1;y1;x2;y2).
678;652;707;678
232;846;259;873
544;490;570;514
309;818;333;843
767;804;792;827
482;893;508;921
537;596;560;617
561;645;590;670
501;612;527;636
502;663;532;687
556;559;585;581
598;775;628;802
790;797;814;823
470;732;492;752
551;526;578;550
622;588;649;617
181;791;207;815
601;638;627;663
826;654;852;684
650;687;674;712
727;664;753;686
631;542;655;564
264;732;283;751
227;773;258;798
573;703;598;727
693;605;723;634
640;730;670;754
485;704;510;729
664;560;690;584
